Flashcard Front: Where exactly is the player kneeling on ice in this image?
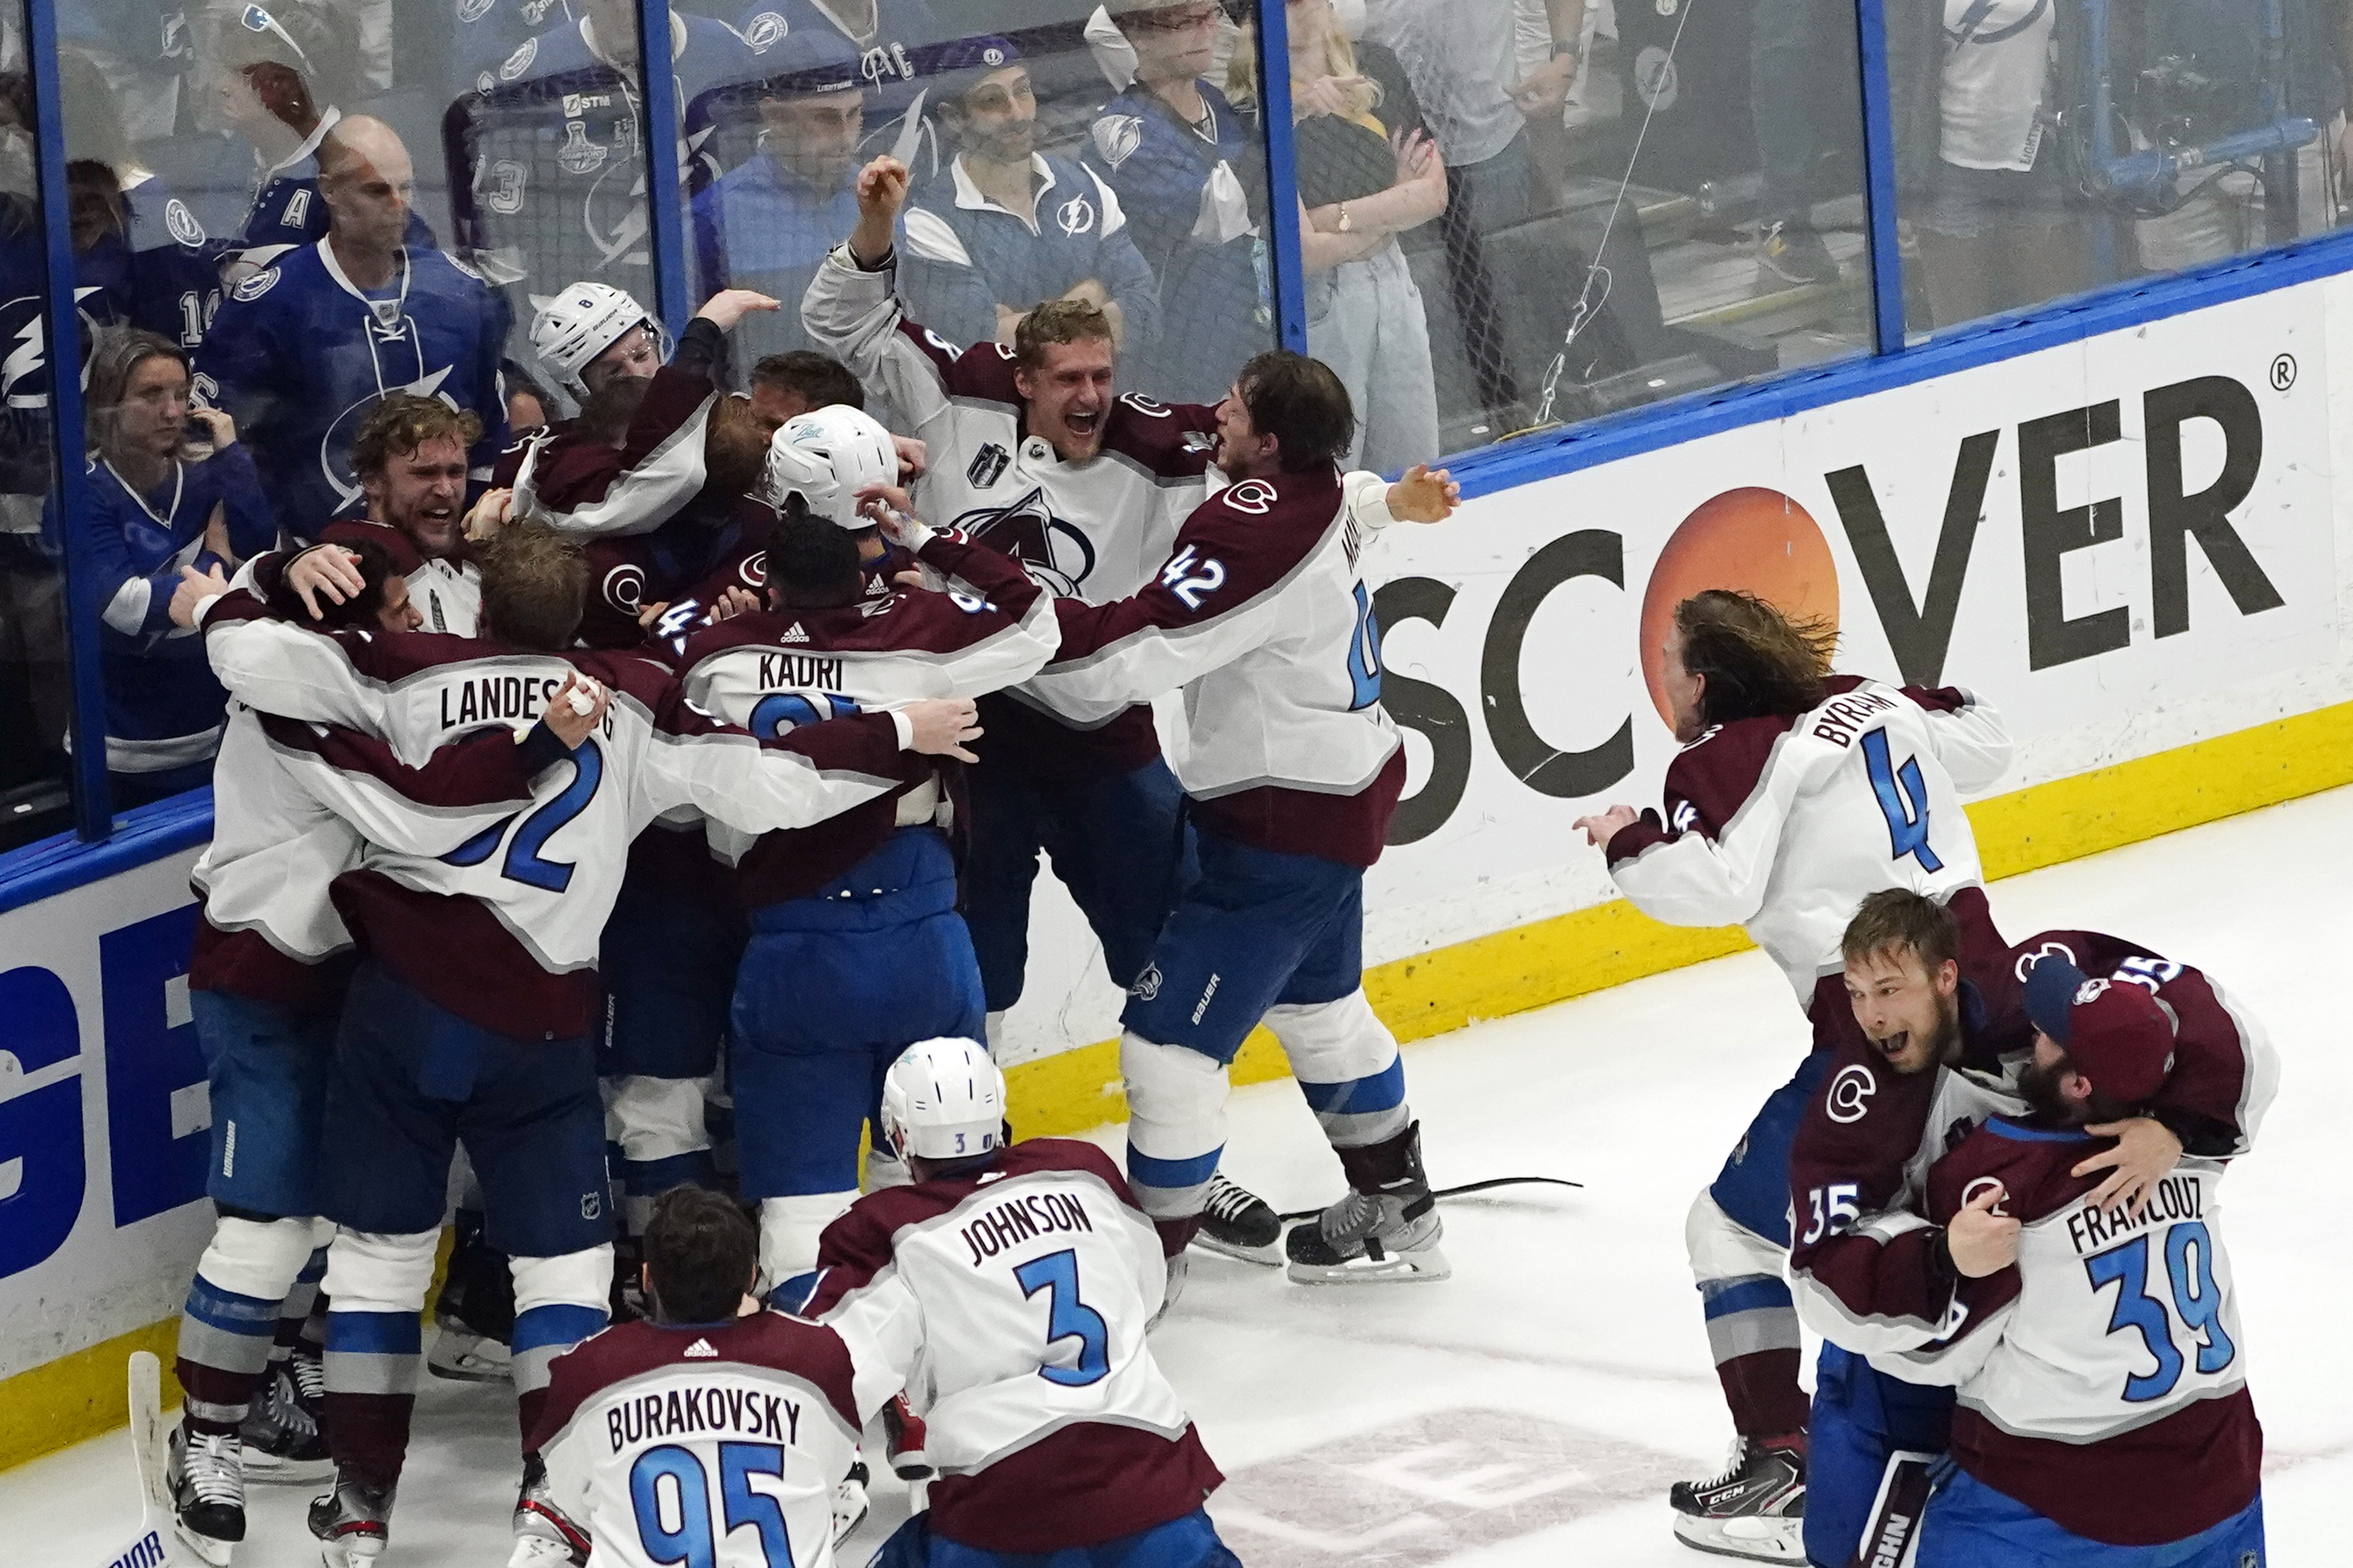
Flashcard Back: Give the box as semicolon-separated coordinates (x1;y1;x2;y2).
1817;954;2273;1567
790;1038;1239;1568
509;1186;870;1568
1012;351;1460;1287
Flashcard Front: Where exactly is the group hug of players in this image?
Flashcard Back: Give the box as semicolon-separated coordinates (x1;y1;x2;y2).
1570;598;2279;1566
153;150;1457;1568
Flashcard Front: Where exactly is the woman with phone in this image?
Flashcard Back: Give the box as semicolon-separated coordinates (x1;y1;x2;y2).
55;327;274;807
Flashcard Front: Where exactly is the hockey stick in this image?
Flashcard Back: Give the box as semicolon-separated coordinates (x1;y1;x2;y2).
1275;1174;1584;1223
102;1348;221;1568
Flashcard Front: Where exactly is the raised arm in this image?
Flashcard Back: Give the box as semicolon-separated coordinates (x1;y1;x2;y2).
800;158;957;440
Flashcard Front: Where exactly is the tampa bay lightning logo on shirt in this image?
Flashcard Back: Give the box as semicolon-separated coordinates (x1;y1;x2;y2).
743;11;789;51
1057;194;1096;236
232;267;282;302
1091;115;1144;169
953;486;1097;597
163;198;207;248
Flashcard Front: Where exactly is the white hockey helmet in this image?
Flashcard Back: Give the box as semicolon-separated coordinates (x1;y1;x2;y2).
529;282;658;387
880;1037;1006;1163
763;404;899;528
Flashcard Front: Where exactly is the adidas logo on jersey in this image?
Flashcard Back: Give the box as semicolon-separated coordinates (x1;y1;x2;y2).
683;1339;719;1359
779;623;810;644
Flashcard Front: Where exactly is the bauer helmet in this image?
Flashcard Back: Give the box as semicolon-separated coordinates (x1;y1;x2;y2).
762;404;899;527
880;1037;1006;1162
529;282;663;389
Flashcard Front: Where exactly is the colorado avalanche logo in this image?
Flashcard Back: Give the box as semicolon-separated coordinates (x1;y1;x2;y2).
1221;479;1277;515
602;562;647;615
953;486;1096;597
1825;1064;1877;1125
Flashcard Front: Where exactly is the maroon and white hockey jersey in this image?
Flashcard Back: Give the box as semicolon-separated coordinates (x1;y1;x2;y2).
802;1139;1223;1553
314;518;482;638
508;354;720;540
667;531;1060;906
1017;464;1408;865
1605;678;2011;1002
1789;931;2276;1375
1885;1129;2260;1547
527;1313;864;1568
801;245;1219;779
193;596;918;1039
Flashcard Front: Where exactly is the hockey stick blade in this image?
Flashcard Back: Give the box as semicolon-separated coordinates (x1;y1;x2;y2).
1277;1174;1584;1223
110;1349;225;1568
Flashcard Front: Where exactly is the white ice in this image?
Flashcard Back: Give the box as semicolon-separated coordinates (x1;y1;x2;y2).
9;783;2351;1566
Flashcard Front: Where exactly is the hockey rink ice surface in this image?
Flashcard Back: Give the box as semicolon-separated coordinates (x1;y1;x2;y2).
9;785;2352;1566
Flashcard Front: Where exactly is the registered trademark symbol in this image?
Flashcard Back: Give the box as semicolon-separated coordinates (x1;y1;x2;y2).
2270;353;2298;391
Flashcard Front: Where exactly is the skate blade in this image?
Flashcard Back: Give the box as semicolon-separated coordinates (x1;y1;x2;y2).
244;1450;337;1485
1285;1243;1451;1285
1189;1230;1284;1267
172;1516;238;1566
426;1340;513;1384
1671;1512;1805;1562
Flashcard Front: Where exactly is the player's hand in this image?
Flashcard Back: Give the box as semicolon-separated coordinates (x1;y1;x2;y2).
1511;52;1578;114
169;562;232;628
857;482;935;552
695;289;780;333
705;585;762;624
184;405;237;451
1947;1183;2020;1278
900;697;981;762
1386;463;1460;523
635;599;670;631
1573;804;1640;849
286;545;367;619
542;672;609;750
993;302;1025;344
465;486;515;543
850;156;912;264
2074;1117;2183;1215
892;434;927;483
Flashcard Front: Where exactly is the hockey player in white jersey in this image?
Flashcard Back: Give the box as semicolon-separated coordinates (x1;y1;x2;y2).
187;521;981;1564
1570;588;2011;1560
1015;352;1460;1288
663;405;1060;1296
799;1038;1239;1568
1834;964;2270;1566
514;1186;867;1568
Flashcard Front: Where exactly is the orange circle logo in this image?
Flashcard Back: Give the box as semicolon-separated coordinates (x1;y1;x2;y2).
1639;486;1841;729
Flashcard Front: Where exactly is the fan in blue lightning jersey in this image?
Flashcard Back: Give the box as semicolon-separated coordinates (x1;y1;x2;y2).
194;116;512;541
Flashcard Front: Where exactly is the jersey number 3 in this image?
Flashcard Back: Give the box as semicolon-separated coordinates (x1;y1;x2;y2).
1860;729;1942;874
1014;1249;1110;1387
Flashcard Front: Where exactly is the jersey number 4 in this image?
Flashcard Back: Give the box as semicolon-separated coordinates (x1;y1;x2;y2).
1014;1248;1110;1387
1860;729;1942;873
2084;1220;2236;1403
442;738;605;893
631;1441;796;1568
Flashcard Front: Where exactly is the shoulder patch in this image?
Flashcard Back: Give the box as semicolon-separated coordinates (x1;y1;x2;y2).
163;197;206;248
499;36;537;80
457;0;495;20
231;266;281;302
1119;392;1170;418
1221;478;1277;515
1091;114;1144;169
742;11;787;51
1825;1063;1877;1124
443;252;486;284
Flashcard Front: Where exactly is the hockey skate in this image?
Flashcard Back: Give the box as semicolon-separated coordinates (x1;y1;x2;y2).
882;1392;932;1480
427;1320;513;1383
309;1466;397;1566
832;1456;871;1544
510;1453;591;1567
1668;1435;1806;1562
1192;1173;1282;1265
240;1359;333;1482
1284;1123;1449;1283
167;1424;245;1564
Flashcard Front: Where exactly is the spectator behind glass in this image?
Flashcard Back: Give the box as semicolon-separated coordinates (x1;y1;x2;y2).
1895;0;2090;329
691;29;868;365
0;71;68;810
194;115;512;543
899;37;1163;357
57;43;228;351
732;0;940;131
1359;0;1581;427
55;328;274;806
1088;0;1267;405
1743;0;1862;290
1231;0;1444;472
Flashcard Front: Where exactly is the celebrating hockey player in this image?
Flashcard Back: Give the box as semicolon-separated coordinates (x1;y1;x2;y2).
1016;351;1460;1288
310;395;492;636
801;1037;1240;1568
1570;589;2011;1560
803;153;1292;1260
1823;950;2271;1566
1787;889;2276;1568
512;1186;867;1568
186;521;981;1564
665;405;1058;1295
194;116;511;541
